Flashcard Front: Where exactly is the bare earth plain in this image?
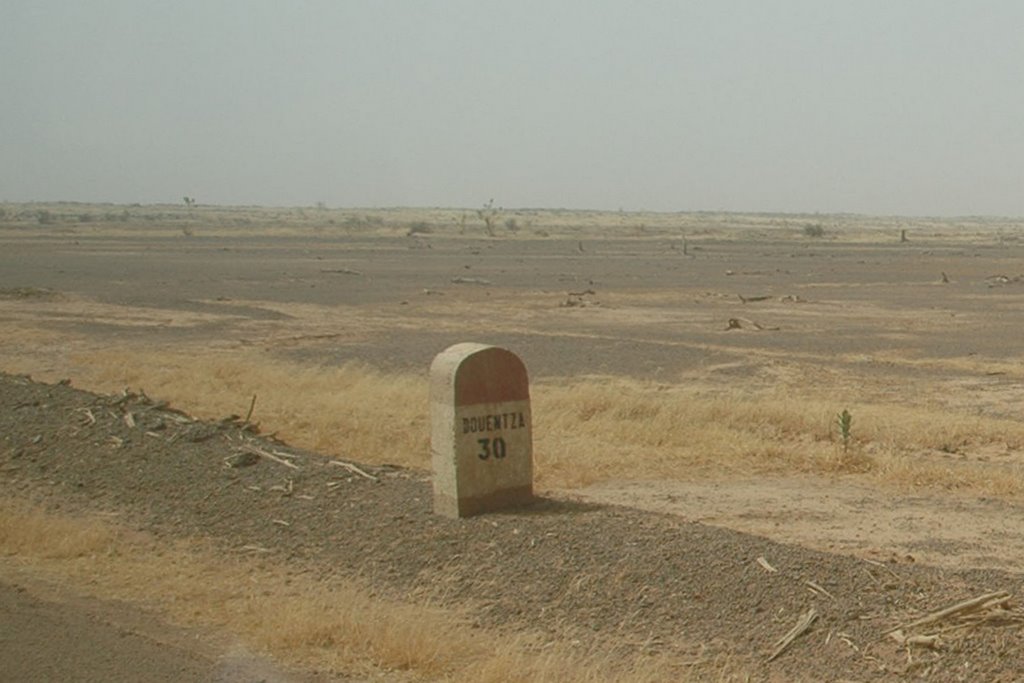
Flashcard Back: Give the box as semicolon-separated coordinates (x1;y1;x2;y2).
5;204;1024;681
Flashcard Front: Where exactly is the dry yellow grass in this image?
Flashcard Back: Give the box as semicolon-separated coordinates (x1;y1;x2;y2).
3;316;1024;497
72;347;431;468
0;501;116;559
10;345;1012;498
535;380;1024;488
0;500;726;682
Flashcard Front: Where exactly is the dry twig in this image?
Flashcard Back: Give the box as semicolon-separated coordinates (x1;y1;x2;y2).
890;632;942;649
805;580;834;600
726;317;780;331
768;607;818;662
319;267;362;275
268;479;294;495
244;394;257;424
863;557;903;582
240;544;270;553
329;459;379;481
236;442;300;470
880;589;1015;638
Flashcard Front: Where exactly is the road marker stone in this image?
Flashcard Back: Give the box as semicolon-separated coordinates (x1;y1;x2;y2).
430;342;533;517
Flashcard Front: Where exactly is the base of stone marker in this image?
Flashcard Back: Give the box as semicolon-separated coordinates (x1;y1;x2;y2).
433;485;534;519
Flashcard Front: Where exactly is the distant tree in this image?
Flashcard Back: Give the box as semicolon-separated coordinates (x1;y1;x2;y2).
182;197;197;237
477;199;499;237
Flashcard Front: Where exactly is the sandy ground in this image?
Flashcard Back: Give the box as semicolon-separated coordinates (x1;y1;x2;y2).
574;476;1024;572
4;220;1024;562
5;207;1024;679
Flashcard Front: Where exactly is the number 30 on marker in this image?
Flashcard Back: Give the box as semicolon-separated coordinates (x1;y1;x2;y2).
476;437;507;460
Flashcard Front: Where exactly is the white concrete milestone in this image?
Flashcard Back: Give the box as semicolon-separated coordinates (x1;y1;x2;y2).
430;342;534;518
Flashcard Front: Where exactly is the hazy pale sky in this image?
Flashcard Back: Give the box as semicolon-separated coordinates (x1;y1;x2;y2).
4;1;1024;215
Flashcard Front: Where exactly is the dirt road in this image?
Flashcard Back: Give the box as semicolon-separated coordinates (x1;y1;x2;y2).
0;577;312;683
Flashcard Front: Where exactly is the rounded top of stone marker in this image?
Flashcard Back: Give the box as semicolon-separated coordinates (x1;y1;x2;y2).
430;343;529;406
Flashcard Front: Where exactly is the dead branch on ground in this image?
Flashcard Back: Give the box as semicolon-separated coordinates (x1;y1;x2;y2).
243;394;256;424
329;459;379;481
235;442;300;470
319;268;362;275
726;317;780;331
885;591;1024;644
768;607;818;662
805;580;835;600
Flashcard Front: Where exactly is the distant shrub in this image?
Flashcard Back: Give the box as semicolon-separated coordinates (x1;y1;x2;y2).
37;210;54;225
407;221;432;236
504;217;519;232
343;214;384;229
803;223;826;238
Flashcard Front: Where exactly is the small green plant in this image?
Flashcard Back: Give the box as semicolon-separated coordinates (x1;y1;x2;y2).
837;409;852;453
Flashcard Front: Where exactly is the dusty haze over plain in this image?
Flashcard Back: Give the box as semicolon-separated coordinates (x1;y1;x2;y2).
4;1;1024;216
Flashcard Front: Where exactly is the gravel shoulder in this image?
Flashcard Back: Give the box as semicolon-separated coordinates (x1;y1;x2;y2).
5;373;1024;681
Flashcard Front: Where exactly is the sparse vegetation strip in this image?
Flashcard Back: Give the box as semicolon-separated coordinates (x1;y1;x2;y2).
6;372;1024;681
